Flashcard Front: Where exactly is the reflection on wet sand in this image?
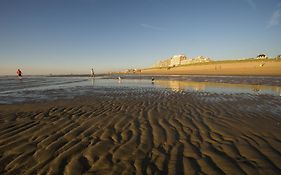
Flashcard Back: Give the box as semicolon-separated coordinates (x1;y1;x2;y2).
155;80;206;92
155;80;281;95
91;77;95;86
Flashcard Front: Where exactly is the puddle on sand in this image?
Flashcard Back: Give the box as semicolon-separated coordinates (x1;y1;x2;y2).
0;77;280;104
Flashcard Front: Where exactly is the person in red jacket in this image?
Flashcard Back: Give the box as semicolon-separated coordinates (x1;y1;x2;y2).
17;69;22;79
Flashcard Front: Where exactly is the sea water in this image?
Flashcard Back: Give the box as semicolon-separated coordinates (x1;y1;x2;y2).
0;75;280;104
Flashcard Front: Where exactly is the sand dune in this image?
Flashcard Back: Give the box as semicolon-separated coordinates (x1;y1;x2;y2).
0;90;281;174
140;60;281;76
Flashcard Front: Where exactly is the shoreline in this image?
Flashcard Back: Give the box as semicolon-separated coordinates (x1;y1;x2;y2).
1;76;281;105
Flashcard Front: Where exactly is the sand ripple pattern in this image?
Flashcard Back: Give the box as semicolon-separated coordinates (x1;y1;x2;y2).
0;90;281;175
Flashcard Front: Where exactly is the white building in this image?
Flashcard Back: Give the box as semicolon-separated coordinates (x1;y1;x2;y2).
169;55;187;67
153;54;211;68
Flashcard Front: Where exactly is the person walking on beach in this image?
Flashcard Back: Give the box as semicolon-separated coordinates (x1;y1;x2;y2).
16;69;22;79
91;68;95;78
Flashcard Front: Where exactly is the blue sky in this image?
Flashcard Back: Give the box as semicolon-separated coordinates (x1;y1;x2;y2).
0;0;281;75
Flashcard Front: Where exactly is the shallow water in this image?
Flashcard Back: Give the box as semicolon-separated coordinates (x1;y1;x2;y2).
0;75;280;104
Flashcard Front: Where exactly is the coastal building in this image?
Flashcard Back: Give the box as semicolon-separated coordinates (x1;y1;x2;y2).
256;54;268;59
153;54;211;68
125;69;141;73
193;56;211;63
170;55;187;67
154;59;170;68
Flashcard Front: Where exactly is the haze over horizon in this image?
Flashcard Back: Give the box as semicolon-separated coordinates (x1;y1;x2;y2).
1;0;281;75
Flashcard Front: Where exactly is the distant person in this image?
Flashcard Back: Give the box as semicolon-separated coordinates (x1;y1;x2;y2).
118;76;122;83
151;77;155;84
91;68;95;77
16;69;22;79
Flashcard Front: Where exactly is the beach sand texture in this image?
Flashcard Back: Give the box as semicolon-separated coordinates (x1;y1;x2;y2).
0;90;281;174
141;60;281;76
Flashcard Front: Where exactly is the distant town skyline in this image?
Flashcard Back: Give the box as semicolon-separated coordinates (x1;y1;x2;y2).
1;0;281;75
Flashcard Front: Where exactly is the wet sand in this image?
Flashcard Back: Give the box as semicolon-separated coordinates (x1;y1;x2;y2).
0;90;281;174
141;60;281;76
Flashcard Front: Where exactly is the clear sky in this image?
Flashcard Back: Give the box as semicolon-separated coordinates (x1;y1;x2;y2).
1;0;281;75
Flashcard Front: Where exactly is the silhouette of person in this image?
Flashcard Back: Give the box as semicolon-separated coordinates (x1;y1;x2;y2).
91;68;95;77
17;69;22;79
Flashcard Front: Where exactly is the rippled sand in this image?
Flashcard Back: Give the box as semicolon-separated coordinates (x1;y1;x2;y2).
0;89;281;175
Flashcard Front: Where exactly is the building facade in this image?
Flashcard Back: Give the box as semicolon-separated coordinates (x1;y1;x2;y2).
256;54;268;59
153;54;211;68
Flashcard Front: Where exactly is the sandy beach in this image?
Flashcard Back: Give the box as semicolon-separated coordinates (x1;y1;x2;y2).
1;0;281;174
140;60;281;76
0;88;281;175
